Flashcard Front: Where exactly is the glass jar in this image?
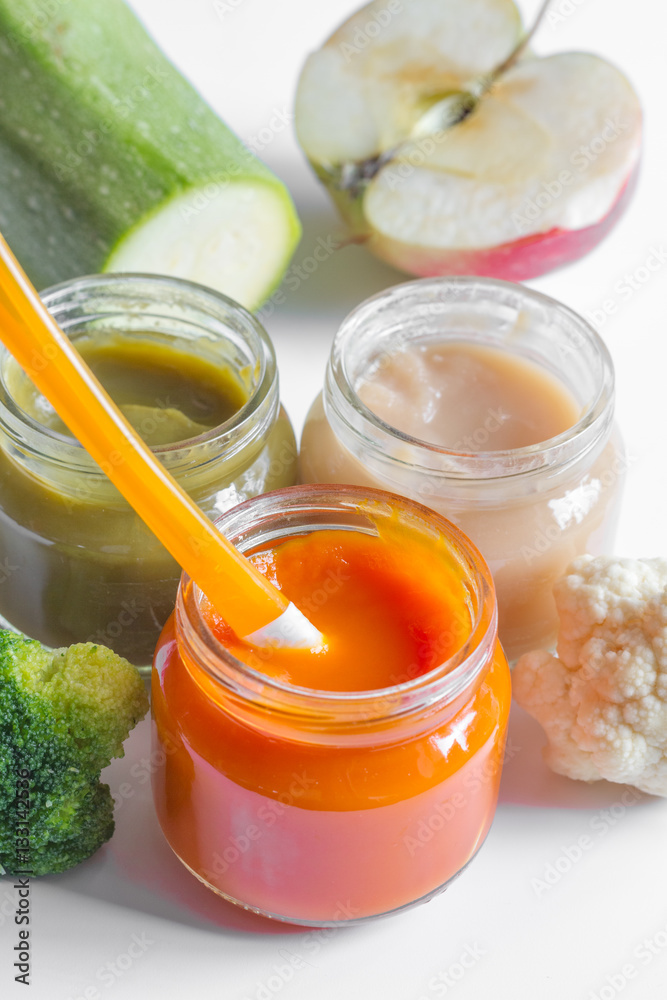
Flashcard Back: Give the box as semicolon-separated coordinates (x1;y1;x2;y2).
0;274;297;665
152;484;511;926
300;277;625;662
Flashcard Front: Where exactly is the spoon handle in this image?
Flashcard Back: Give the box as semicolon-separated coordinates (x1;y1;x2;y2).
0;235;289;638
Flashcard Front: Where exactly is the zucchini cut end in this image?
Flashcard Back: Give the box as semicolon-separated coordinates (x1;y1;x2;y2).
104;180;301;312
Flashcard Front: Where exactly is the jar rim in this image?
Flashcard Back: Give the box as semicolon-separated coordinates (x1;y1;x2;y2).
174;484;499;731
328;276;615;482
0;272;278;474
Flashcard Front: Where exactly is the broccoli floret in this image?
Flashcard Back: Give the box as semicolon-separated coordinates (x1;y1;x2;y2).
0;631;148;876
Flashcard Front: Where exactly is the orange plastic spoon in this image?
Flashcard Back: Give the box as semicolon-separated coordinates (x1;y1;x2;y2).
0;235;321;647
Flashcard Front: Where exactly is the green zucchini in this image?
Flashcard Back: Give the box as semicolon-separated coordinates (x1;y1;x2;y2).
0;0;300;309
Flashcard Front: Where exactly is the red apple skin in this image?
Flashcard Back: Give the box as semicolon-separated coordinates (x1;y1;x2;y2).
356;161;641;282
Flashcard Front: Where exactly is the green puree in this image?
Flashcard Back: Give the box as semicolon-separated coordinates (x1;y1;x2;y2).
15;336;248;445
0;333;297;666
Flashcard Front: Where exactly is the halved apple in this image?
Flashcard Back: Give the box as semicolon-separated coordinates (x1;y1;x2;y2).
295;0;642;280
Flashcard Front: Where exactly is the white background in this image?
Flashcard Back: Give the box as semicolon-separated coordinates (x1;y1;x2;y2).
3;0;667;997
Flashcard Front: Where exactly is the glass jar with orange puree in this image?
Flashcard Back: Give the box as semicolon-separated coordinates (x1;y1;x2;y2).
152;485;510;926
299;277;625;662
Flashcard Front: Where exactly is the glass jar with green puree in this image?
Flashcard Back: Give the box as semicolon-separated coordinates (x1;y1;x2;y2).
0;274;297;666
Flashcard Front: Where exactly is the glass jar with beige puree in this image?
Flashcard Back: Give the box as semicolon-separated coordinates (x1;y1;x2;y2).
299;277;625;662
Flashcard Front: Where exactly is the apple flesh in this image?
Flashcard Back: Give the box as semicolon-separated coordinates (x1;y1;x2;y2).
295;0;642;280
364;159;641;282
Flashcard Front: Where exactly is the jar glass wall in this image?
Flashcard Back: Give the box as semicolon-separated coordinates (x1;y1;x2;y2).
151;484;511;926
299;277;624;661
0;274;297;665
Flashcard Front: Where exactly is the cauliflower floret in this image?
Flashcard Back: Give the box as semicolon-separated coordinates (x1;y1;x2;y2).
513;555;667;796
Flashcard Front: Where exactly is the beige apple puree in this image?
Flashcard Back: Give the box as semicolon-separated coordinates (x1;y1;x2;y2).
299;278;625;661
358;342;581;452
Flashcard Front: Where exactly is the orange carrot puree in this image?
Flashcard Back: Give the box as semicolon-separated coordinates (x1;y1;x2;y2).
152;525;511;924
203;527;473;691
